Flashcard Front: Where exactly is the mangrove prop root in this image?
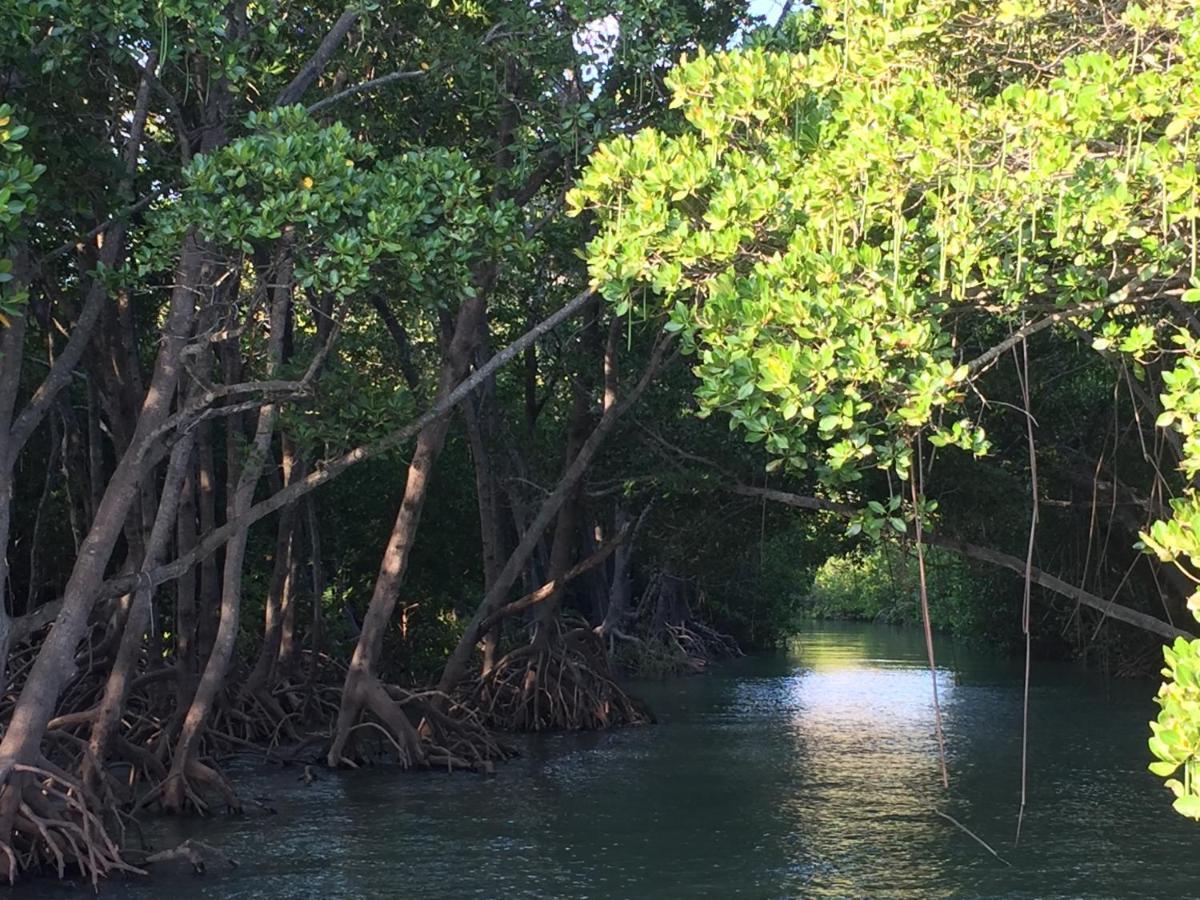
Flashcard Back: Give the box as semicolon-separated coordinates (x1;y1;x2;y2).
330;674;513;769
613;621;742;679
0;763;144;886
129;838;239;873
152;757;243;816
475;627;652;732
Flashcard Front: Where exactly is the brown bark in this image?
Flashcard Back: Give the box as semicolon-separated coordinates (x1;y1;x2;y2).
479;524;631;633
83;426;195;791
304;496;325;676
276;519;302;673
92;290;595;607
531;380;592;635
461;324;505;674
245;441;305;694
175;455;199;707
274;9;362;107
596;504;651;639
0;56;157;695
194;419;221;672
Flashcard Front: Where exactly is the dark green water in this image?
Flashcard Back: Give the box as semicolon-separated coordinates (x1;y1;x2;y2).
20;622;1200;897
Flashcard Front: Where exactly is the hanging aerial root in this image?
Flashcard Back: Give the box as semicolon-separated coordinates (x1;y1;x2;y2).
0;762;144;886
475;625;652;732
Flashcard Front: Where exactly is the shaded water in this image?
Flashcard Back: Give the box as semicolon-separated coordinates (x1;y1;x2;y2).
21;622;1200;897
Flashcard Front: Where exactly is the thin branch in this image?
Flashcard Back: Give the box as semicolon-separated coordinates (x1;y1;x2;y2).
478;522;632;632
965;276;1183;377
1013;335;1038;846
275;9;362;108
35;191;163;270
732;481;1191;641
306;68;426;115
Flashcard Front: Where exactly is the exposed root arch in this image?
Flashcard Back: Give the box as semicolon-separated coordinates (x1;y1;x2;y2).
476;624;652;732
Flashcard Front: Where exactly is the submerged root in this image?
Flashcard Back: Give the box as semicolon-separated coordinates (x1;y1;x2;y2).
476;626;652;731
128;838;239;874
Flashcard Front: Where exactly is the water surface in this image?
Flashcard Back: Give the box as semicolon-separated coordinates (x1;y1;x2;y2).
22;622;1199;897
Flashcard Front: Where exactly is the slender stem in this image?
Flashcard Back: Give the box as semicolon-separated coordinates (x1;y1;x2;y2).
911;435;949;788
1014;333;1038;846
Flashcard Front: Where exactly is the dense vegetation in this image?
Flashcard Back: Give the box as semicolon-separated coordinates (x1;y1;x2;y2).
2;0;1200;884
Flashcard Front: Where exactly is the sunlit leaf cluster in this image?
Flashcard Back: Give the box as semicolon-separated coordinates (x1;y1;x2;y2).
0;102;42;322
144;106;512;305
572;1;1200;497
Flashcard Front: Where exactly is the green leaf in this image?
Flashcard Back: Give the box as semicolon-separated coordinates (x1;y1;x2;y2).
1172;794;1200;819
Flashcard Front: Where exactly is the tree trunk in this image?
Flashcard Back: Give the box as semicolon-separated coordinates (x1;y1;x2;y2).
161;244;293;813
437;331;674;694
327;291;486;766
83;427;195;791
245;441;305;695
194;418;221;673
175;455;199;708
461;335;505;675
0;230;205;772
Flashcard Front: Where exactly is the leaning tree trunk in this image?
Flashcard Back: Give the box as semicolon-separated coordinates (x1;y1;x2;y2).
0;232;207;881
82;424;196;793
530;373;594;639
461;341;506;676
327;291;485;767
243;442;306;698
0;59;156;694
596;503;650;643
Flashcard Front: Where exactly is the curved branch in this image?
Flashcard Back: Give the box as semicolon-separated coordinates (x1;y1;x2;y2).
306;69;426;115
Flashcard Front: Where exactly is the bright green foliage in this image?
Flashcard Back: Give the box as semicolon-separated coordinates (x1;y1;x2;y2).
142;105;518;458
0;102;42;322
1149;637;1200;819
570;0;1200;818
570;0;1200;491
148;106;510;304
806;543;1008;643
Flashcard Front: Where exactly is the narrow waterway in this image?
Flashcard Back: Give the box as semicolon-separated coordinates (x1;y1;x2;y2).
23;622;1199;897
